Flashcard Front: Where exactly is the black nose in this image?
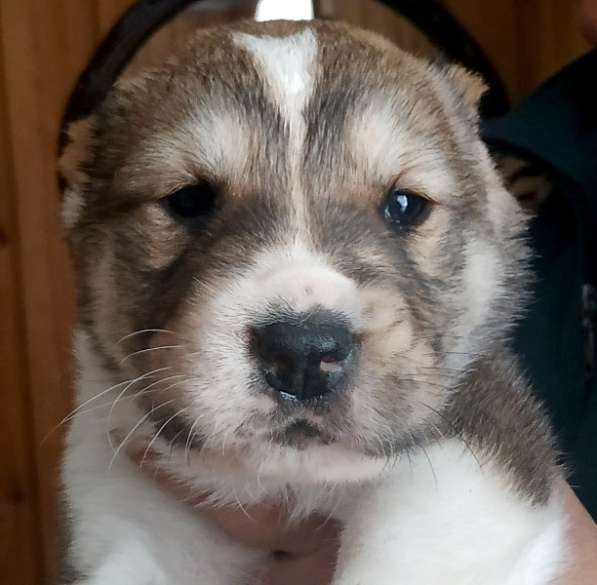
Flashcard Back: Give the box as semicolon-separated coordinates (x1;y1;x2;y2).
252;314;356;401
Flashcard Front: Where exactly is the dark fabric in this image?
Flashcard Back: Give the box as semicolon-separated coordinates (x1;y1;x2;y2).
482;50;597;519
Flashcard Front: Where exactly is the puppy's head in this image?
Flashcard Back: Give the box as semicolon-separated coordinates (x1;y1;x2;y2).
60;20;527;483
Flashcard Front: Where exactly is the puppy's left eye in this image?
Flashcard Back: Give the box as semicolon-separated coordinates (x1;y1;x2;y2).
162;182;218;221
383;189;430;229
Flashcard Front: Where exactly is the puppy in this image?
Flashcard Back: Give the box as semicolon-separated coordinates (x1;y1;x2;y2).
58;19;568;585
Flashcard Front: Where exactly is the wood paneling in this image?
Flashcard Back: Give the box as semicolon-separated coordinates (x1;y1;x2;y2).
320;0;590;101
0;23;43;585
443;0;590;100
0;1;97;581
516;0;590;96
0;1;589;583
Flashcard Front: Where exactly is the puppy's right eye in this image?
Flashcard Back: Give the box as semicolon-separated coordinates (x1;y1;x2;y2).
162;183;218;221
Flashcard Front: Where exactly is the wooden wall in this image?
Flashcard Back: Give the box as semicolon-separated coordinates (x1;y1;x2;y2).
318;0;590;100
0;1;589;583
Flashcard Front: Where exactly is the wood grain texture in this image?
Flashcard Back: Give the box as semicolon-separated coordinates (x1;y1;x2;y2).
0;1;590;584
443;0;590;100
515;0;590;96
0;14;43;585
0;1;96;581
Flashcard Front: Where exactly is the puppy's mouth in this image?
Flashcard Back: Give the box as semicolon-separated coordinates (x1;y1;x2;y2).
270;419;333;449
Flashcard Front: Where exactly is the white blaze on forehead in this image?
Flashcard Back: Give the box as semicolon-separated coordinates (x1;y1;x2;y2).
233;29;316;163
233;28;318;224
233;29;317;121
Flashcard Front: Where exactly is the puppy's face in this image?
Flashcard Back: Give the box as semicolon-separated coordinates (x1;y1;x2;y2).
60;21;527;482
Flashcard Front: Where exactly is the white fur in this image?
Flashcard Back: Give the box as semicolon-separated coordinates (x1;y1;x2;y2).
332;440;567;585
64;333;265;585
64;336;567;584
233;29;317;222
233;30;315;150
207;241;362;325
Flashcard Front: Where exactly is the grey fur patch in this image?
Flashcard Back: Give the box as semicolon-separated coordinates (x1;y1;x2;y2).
56;499;83;585
444;352;560;504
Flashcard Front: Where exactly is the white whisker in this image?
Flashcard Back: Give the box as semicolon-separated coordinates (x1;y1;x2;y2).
139;406;190;468
184;416;202;465
117;329;177;344
106;367;172;449
108;400;175;470
119;345;184;365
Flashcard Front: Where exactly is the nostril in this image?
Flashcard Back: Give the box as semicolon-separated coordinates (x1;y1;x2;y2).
319;354;345;374
250;313;356;401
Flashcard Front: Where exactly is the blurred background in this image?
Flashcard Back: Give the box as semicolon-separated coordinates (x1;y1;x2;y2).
0;1;591;583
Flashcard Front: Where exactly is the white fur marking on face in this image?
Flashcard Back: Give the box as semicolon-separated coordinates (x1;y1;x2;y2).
233;30;316;122
210;241;362;326
233;29;317;123
233;29;316;187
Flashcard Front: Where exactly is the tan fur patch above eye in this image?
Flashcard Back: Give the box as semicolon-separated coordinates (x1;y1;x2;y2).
348;104;458;204
116;109;253;199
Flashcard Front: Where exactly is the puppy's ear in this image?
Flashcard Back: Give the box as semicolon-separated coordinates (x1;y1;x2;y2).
443;63;488;109
58;115;96;232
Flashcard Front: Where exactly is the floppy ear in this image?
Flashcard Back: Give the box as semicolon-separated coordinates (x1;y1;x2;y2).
58;116;96;232
443;63;488;109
